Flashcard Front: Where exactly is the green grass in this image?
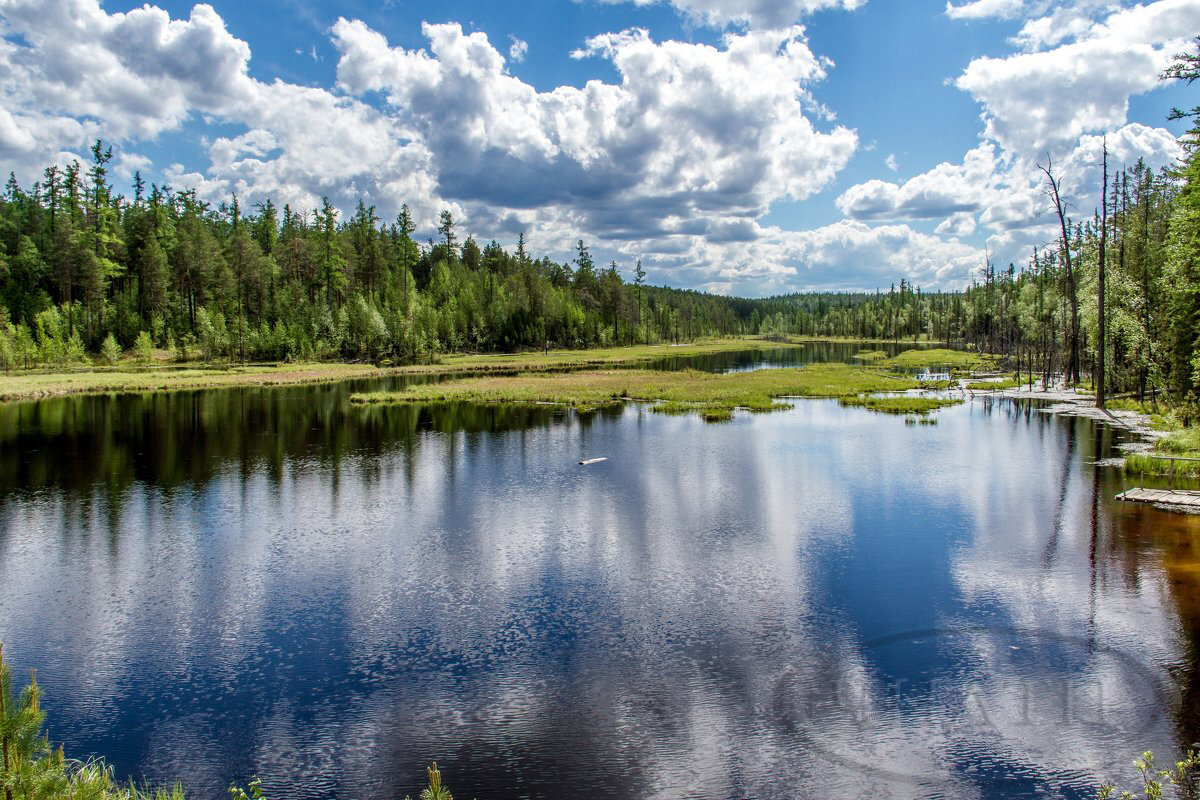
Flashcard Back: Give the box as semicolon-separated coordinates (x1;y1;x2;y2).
0;337;804;402
1152;427;1200;454
966;378;1023;391
885;348;991;371
351;363;919;420
839;394;964;415
1126;452;1200;478
1106;397;1170;414
917;380;954;390
1124;425;1200;476
853;349;888;362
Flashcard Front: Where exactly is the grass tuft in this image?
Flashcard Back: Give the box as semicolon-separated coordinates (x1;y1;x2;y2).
966;378;1023;391
838;394;964;415
885;348;992;371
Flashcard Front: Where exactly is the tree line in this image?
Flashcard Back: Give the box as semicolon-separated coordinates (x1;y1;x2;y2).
0;149;757;370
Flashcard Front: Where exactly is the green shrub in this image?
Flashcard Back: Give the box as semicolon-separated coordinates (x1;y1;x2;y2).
133;331;154;365
99;334;122;366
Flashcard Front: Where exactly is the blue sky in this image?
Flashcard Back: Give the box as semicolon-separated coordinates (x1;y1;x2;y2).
1;0;1196;294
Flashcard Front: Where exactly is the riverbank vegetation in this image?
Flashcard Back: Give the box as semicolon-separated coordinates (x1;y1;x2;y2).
0;642;186;800
350;363;932;419
0;337;800;401
1126;424;1200;478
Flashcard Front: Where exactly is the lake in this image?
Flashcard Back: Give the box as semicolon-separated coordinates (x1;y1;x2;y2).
1;344;1198;799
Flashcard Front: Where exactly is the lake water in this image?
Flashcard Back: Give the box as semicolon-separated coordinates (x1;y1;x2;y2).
2;345;1199;799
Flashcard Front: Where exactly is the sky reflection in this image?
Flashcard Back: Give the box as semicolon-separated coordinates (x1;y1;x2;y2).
0;384;1196;799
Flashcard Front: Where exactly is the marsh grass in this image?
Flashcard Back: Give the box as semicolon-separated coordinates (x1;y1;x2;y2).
838;394;964;415
853;349;887;362
917;380;954;390
966;378;1023;391
1124;426;1200;476
1125;453;1200;478
351;363;919;420
0;338;804;402
885;348;992;371
1107;397;1169;414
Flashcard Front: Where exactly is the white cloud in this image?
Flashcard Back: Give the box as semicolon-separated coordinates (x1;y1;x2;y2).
935;211;977;237
630;219;985;295
508;35;528;63
837;143;998;221
779;220;984;289
884;153;898;171
954;0;1200;156
590;0;865;28
331;20;857;241
945;0;1026;20
0;0;255;150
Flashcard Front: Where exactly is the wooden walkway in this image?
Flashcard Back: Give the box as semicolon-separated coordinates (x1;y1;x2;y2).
1117;488;1200;509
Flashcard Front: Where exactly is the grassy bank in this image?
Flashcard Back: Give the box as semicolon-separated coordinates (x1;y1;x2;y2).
1126;426;1200;478
351;363;924;420
0;337;803;403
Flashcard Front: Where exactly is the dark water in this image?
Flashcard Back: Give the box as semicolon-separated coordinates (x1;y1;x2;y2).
2;346;1199;799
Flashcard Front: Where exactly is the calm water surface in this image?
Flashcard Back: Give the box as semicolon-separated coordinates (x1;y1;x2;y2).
2;345;1199;799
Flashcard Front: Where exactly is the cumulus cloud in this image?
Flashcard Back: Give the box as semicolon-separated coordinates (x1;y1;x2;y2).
629;218;986;295
836;144;998;221
935;211;977;237
508;35;528;63
945;0;1026;20
331;19;857;241
591;0;865;28
835;119;1180;268
954;0;1200;156
0;0;254;147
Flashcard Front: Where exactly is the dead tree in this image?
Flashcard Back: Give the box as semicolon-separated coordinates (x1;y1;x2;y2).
1097;139;1108;409
1040;158;1081;387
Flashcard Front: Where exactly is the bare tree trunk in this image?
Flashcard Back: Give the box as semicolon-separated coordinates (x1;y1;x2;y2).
1040;159;1081;386
1097;140;1107;408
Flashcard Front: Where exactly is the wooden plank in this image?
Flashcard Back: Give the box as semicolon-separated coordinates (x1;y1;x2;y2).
1118;487;1200;508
